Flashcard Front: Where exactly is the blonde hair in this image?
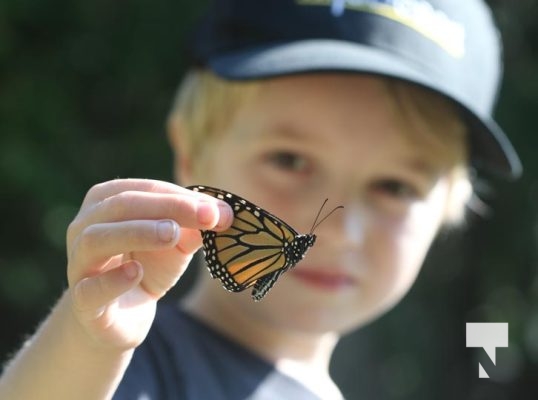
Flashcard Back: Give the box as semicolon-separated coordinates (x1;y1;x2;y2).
169;69;260;163
169;69;471;225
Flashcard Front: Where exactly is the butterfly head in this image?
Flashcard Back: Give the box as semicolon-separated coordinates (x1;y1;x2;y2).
288;234;316;264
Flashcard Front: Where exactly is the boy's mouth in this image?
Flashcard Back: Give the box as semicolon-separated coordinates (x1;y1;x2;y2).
289;267;357;291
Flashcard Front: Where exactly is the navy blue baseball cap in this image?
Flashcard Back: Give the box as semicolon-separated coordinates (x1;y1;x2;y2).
189;0;522;179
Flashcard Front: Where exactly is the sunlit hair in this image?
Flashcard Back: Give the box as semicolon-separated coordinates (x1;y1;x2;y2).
169;69;259;172
169;69;471;225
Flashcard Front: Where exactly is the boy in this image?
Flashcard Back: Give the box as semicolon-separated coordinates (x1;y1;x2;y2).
0;0;522;399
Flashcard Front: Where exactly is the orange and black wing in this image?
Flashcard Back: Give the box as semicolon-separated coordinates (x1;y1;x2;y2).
187;185;299;299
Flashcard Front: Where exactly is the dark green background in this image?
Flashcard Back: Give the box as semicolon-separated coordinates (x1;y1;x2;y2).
1;1;537;398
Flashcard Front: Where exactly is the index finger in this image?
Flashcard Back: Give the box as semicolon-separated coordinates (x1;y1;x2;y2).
82;179;197;207
73;179;234;235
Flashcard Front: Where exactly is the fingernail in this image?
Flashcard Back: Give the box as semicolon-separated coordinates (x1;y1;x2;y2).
123;261;140;280
157;220;179;242
216;202;234;229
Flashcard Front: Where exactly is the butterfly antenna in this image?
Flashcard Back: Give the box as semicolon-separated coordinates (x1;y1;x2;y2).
309;198;328;233
309;200;344;234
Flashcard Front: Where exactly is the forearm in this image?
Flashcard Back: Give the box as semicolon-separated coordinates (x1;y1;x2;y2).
0;291;133;400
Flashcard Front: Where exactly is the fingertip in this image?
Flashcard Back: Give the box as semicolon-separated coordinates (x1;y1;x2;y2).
196;201;219;228
215;202;234;230
122;260;142;281
196;199;233;231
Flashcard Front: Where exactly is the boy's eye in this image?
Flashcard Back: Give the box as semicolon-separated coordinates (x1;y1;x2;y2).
266;151;310;173
371;179;420;200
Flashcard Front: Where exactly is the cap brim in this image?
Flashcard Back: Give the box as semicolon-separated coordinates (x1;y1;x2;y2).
208;39;522;179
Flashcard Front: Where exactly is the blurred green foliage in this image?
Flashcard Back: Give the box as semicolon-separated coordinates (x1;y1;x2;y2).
1;1;537;399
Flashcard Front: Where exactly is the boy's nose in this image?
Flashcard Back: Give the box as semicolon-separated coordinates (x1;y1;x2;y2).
317;198;365;249
343;204;364;247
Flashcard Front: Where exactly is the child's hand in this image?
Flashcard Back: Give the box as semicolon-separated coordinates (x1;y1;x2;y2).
65;179;232;350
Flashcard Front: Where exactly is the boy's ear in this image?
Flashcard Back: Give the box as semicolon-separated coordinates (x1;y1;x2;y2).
166;113;192;185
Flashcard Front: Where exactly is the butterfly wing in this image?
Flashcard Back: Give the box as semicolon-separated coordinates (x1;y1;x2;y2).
251;269;287;301
187;185;298;230
187;185;299;297
200;227;287;292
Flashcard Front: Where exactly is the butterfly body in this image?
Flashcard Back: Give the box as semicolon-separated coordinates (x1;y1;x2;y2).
251;234;316;301
187;185;317;301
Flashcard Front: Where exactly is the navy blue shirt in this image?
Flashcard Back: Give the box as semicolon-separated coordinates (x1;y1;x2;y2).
113;303;321;400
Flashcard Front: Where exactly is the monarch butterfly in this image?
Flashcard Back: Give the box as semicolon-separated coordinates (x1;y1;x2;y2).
187;185;343;301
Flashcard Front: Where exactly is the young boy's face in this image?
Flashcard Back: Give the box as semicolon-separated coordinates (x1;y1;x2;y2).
176;74;460;334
